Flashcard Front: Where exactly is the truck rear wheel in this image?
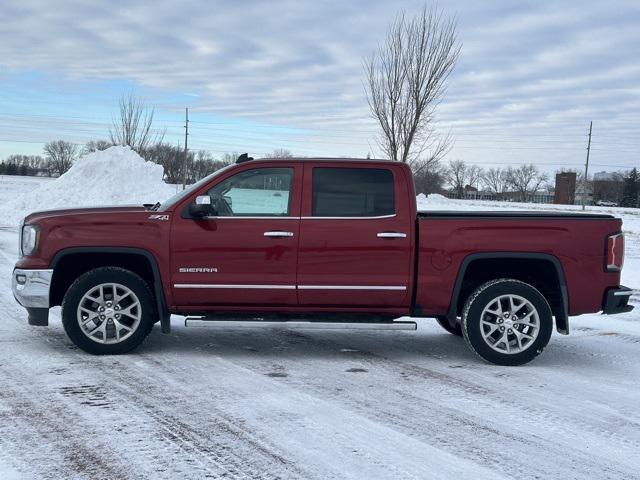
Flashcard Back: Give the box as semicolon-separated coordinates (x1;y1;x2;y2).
61;267;156;354
436;316;463;336
461;279;553;366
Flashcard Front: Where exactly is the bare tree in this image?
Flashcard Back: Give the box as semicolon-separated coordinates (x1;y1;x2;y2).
2;154;48;176
141;145;230;184
364;5;460;164
265;148;293;159
5;154;45;172
411;157;446;194
408;135;452;195
83;139;113;155
446;159;481;197
482;167;509;195
141;143;186;184
26;155;46;172
505;164;549;202
190;150;228;182
43;140;78;176
110;94;164;153
220;152;241;164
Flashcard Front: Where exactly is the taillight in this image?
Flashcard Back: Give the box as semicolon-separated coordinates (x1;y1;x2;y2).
606;233;624;272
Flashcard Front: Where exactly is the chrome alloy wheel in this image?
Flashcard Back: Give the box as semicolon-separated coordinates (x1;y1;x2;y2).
77;283;142;344
480;294;540;354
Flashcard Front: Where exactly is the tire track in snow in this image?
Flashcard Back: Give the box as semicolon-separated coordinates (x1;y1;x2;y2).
191;327;640;480
0;241;307;479
0;321;307;479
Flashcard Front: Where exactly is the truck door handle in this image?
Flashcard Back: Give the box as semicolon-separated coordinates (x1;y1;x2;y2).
377;232;407;239
264;231;294;238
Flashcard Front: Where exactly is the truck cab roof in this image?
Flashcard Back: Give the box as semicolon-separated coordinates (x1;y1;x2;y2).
252;156;396;165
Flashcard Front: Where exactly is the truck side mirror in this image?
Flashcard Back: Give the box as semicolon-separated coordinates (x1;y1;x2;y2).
189;195;215;218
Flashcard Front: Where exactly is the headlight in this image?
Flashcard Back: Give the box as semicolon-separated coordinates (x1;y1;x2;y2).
21;224;39;256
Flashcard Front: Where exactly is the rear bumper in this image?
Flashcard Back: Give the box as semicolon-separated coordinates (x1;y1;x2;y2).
603;286;634;315
12;268;53;309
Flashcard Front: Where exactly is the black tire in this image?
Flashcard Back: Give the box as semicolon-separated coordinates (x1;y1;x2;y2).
436;316;463;336
62;267;156;355
461;279;553;366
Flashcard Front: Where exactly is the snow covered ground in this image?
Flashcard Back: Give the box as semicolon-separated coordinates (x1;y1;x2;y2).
0;169;639;479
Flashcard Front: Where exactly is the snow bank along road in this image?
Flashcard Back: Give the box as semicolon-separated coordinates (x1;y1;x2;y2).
1;177;640;479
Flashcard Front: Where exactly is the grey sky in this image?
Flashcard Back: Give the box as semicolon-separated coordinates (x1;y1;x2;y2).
0;0;638;173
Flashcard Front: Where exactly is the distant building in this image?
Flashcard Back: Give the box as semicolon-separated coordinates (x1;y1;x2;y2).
554;172;576;205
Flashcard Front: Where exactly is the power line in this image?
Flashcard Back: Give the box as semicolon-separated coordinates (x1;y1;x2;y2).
2;112;640;148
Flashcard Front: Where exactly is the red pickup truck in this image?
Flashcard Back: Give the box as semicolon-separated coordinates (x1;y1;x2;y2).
12;156;632;365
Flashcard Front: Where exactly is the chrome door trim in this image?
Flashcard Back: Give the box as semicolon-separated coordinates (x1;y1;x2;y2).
202;216;300;220
174;284;406;291
298;285;407;291
300;214;396;220
174;284;296;290
199;214;397;220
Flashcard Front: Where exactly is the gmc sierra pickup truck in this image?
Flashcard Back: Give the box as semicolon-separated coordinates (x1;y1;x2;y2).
12;156;633;365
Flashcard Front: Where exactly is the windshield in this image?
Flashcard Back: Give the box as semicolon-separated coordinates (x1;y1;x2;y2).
158;164;235;211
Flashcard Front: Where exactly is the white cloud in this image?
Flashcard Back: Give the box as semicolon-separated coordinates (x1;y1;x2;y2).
0;0;638;170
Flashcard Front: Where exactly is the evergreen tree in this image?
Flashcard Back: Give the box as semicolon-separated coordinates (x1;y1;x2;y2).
4;162;18;175
620;168;639;208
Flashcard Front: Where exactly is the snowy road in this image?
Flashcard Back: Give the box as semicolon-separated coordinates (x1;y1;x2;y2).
1;226;639;479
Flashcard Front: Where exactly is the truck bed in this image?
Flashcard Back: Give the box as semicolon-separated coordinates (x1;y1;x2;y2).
415;211;622;318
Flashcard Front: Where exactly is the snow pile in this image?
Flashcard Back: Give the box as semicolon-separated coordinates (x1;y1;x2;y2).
0;146;175;227
416;193;456;210
417;193;483;211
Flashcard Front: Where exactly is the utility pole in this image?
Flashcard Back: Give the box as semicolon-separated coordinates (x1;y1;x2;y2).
582;121;592;211
182;107;189;190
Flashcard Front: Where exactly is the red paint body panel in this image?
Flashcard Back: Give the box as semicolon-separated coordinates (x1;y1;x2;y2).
14;158;626;321
415;217;622;316
296;162;414;307
170;161;304;307
16;207;175;308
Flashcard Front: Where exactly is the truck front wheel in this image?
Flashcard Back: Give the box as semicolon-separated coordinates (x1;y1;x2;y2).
461;279;553;366
61;267;156;354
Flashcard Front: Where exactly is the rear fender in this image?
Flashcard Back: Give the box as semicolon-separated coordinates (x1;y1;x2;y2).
447;252;569;334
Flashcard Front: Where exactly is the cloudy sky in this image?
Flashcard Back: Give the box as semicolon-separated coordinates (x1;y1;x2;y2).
1;0;639;174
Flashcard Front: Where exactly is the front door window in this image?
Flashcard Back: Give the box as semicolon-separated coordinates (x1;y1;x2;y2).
207;167;294;217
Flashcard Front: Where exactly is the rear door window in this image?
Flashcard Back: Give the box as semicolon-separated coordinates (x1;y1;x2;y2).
312;167;395;217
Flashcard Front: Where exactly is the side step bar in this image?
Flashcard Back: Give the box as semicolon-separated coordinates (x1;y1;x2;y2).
184;318;417;331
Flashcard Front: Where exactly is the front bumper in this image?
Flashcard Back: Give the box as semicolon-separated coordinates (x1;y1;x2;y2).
603;286;634;315
12;268;53;309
